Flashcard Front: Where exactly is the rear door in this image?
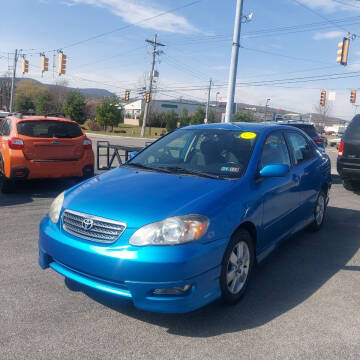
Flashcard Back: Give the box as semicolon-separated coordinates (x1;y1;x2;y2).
17;120;85;161
285;131;320;222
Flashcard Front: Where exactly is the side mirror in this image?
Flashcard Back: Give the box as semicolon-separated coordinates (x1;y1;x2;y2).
129;151;138;160
260;163;290;178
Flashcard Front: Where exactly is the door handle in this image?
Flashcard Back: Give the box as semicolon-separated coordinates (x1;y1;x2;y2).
292;174;300;184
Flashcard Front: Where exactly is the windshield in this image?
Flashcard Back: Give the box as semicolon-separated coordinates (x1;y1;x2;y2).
128;129;258;179
17;121;83;138
293;125;318;137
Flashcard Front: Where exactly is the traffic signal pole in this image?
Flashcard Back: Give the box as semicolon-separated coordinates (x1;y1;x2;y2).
141;34;165;137
224;0;244;123
9;49;19;112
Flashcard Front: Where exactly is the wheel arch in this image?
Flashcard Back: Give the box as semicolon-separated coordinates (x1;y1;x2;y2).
230;221;258;260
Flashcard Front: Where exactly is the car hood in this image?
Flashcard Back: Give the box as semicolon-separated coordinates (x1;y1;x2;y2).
64;167;238;228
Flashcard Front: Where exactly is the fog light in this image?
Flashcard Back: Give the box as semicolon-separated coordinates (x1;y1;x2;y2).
152;285;192;296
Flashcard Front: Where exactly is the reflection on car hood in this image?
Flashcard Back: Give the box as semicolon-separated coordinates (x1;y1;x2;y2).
64;167;237;228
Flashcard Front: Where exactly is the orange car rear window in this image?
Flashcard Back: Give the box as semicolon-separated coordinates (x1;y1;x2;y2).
17;121;82;139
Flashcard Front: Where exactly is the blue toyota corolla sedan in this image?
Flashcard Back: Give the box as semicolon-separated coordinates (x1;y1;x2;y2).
38;122;331;313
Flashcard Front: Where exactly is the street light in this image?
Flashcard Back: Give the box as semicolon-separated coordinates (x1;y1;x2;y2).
265;98;271;122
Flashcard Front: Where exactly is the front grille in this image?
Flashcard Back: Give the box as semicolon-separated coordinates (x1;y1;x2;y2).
62;209;126;243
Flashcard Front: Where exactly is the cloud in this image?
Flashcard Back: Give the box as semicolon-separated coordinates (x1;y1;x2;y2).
313;31;345;40
67;0;199;34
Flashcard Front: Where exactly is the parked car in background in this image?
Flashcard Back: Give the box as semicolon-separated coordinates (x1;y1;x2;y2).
324;131;335;136
337;115;360;190
0;115;94;193
39;122;331;313
278;122;327;149
0;111;9;119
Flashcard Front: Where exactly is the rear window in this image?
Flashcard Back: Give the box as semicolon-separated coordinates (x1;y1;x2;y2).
17;121;83;138
344;116;360;139
291;125;318;138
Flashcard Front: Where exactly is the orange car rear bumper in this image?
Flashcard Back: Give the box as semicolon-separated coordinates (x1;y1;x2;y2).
7;150;94;180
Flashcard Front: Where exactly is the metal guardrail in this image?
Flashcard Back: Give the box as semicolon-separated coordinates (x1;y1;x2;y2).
96;141;153;171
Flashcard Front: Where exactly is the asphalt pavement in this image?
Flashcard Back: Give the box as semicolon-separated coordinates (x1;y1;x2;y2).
0;143;359;360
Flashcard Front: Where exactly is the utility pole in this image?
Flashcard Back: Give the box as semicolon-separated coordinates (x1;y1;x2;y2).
265;98;271;121
204;79;213;123
9;49;19;112
141;34;165;137
224;0;244;123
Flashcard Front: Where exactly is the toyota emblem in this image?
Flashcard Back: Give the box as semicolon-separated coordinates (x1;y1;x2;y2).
82;218;94;230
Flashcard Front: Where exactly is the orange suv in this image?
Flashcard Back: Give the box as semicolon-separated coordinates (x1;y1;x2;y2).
0;114;94;193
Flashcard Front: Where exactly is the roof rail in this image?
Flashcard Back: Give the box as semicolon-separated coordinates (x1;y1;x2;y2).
8;112;23;118
45;112;66;118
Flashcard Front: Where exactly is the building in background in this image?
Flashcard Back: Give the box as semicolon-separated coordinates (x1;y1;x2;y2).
123;99;205;126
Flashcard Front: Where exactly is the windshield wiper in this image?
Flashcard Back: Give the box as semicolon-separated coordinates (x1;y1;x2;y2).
125;163;171;173
159;166;222;180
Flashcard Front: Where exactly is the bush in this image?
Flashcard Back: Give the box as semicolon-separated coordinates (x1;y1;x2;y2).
85;120;101;131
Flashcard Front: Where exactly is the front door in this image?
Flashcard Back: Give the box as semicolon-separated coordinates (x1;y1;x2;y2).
258;131;300;248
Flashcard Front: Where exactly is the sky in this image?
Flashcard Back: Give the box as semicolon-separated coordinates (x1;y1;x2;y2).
2;0;360;120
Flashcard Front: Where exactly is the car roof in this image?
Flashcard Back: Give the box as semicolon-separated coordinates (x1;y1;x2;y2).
8;115;77;124
275;122;315;127
183;122;300;133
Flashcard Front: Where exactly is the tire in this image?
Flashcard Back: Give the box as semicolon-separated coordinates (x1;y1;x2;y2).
220;229;255;305
310;190;327;232
343;179;354;191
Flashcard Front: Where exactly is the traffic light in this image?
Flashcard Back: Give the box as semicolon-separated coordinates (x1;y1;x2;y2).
58;52;67;76
320;90;326;107
125;90;130;102
145;92;151;103
41;55;49;73
22;59;29;74
350;89;357;104
336;38;350;66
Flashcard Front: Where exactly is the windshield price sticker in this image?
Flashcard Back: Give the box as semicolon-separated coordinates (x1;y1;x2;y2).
221;166;240;173
240;132;257;139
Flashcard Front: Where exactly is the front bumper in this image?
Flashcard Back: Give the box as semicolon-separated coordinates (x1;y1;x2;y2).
38;217;227;313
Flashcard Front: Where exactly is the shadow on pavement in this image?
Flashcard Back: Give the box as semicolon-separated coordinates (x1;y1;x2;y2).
0;179;77;207
65;205;360;337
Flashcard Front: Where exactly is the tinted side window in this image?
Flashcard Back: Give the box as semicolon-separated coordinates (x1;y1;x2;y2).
0;119;4;135
296;125;318;138
286;132;315;165
261;132;291;168
344;116;360;139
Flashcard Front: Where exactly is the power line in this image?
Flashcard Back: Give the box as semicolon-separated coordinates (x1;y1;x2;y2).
292;0;355;35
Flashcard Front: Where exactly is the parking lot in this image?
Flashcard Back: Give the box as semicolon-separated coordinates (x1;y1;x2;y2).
0;142;359;360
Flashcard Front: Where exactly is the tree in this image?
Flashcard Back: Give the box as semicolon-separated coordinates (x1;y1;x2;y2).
166;111;179;131
36;91;53;115
63;91;87;124
314;102;333;128
190;107;206;125
0;74;12;111
14;95;35;113
85;98;102;121
208;109;216;123
232;111;256;122
179;108;191;127
15;79;47;103
96;96;123;131
49;79;69;113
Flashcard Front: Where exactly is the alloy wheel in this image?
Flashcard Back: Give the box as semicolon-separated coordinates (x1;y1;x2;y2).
226;240;250;294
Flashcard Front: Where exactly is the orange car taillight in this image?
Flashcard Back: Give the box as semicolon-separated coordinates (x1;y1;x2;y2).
338;141;344;158
82;138;92;149
8;137;24;150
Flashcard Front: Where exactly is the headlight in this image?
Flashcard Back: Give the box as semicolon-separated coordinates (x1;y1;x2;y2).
49;191;65;224
129;215;209;246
